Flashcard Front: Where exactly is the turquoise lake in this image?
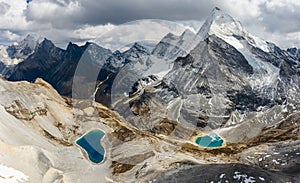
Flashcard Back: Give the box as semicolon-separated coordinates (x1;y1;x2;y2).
195;133;224;148
76;129;105;163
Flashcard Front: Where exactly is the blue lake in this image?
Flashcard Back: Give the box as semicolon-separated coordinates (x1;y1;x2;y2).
76;129;105;163
195;133;224;148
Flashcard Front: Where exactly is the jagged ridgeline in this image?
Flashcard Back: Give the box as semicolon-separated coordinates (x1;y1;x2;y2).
0;7;299;183
1;6;300;137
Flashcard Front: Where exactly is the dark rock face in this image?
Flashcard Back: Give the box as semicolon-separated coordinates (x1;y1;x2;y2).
239;141;300;175
5;38;153;107
287;47;300;61
7;40;113;99
0;64;13;78
8;39;65;82
45;42;111;97
208;35;254;75
0;62;5;75
44;42;87;96
153;164;295;183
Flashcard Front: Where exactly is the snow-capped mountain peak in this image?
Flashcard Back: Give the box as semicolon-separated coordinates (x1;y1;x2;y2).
152;29;197;60
7;34;41;60
197;7;244;39
0;34;42;69
180;29;196;40
197;7;271;53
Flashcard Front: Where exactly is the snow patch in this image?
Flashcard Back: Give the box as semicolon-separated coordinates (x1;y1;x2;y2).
250;35;270;53
0;46;22;66
0;164;29;183
233;172;256;183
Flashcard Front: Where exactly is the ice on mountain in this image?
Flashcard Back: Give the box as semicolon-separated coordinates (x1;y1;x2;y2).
197;7;271;53
0;34;41;76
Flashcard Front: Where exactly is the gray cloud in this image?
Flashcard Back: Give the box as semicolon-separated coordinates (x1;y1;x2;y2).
25;0;219;28
258;2;300;33
79;0;217;24
0;0;299;49
24;0;300;33
0;2;10;15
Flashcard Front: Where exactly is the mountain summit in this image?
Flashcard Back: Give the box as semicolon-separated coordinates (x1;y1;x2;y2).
197;7;244;38
197;7;270;52
7;34;41;60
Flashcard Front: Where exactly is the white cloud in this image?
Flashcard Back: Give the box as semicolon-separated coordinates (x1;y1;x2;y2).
73;24;116;40
1;30;21;41
221;0;262;19
258;30;300;48
25;0;81;28
94;19;195;51
0;0;298;49
0;2;10;15
263;0;300;8
0;30;22;45
218;0;300;48
0;0;29;30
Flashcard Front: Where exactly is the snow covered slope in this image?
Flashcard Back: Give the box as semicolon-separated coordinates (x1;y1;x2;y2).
0;164;28;183
0;77;298;183
196;7;281;89
0;78;113;182
0;35;40;66
118;7;300;136
113;29;198;79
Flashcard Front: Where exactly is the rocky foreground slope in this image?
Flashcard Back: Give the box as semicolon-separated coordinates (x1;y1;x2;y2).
0;78;299;182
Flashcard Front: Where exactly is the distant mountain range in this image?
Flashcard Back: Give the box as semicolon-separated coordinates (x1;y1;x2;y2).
2;6;300;143
0;7;298;111
0;8;299;124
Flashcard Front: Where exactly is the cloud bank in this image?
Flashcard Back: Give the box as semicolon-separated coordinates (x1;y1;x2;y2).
0;0;299;48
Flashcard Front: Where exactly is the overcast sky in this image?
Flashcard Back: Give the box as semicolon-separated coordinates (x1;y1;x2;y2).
0;0;299;49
